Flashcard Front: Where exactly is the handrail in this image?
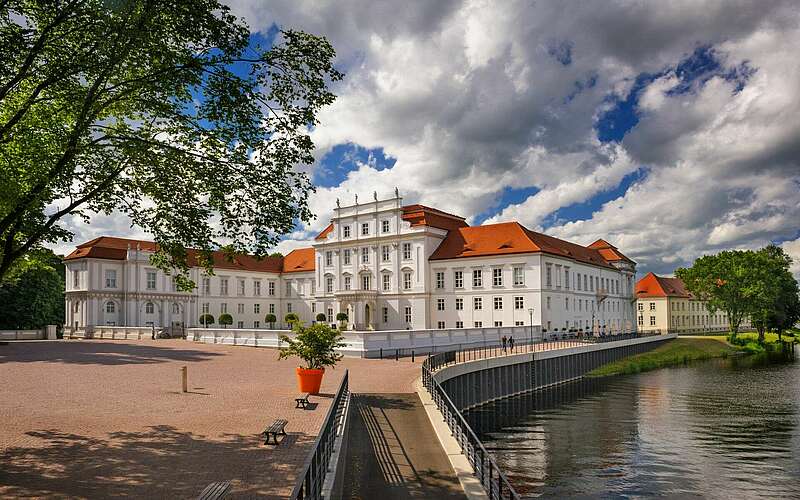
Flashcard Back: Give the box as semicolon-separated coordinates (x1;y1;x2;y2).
422;358;519;500
290;369;350;500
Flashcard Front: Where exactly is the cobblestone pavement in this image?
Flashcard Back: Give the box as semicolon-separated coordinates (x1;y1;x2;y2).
0;340;420;499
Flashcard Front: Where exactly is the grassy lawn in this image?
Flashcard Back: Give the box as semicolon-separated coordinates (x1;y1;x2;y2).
586;337;737;378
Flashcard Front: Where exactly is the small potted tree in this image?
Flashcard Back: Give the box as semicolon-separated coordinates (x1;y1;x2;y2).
265;313;277;329
279;322;346;394
315;313;327;324
219;313;233;328
285;312;299;329
336;312;348;330
199;314;215;328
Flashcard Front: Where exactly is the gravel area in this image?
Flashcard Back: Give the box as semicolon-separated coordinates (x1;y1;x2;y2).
0;339;421;499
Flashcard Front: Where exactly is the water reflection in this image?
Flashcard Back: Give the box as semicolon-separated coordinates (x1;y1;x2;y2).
466;354;800;498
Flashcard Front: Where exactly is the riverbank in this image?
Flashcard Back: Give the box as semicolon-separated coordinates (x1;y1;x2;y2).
586;337;737;377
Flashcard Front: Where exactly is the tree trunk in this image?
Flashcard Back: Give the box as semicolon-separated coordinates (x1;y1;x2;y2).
757;325;765;344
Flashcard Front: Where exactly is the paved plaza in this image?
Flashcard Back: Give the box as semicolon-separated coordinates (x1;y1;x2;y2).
0;340;421;499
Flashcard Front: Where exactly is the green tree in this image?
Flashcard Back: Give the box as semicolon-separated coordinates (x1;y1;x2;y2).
284;312;299;327
198;313;214;327
0;249;64;329
0;1;342;285
218;313;232;328
264;313;277;329
750;245;800;343
336;311;348;329
278;322;346;370
677;250;759;337
315;312;326;323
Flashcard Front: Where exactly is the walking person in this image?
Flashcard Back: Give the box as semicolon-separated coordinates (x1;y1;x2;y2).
508;335;515;352
501;335;508;353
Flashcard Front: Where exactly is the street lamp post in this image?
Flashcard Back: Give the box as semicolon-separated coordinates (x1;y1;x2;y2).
528;308;534;351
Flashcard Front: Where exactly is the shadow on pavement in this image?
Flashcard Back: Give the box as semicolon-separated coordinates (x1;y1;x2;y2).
0;341;224;365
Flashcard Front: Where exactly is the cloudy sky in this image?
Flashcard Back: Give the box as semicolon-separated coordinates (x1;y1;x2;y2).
54;0;800;278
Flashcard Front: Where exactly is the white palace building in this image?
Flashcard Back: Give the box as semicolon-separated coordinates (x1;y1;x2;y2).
63;193;637;336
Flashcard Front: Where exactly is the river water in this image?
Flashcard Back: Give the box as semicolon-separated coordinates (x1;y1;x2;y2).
465;352;800;498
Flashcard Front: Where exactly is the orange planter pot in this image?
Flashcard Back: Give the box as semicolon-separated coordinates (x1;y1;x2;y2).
296;367;325;394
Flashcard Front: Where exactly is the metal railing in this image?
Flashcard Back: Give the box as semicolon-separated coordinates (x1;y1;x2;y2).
422;360;520;500
290;370;350;500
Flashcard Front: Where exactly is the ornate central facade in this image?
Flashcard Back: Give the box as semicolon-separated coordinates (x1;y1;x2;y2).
64;193;638;334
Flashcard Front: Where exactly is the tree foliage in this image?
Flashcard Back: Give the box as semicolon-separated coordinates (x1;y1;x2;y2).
677;245;800;340
0;0;342;286
284;312;299;325
218;313;232;327
264;313;277;328
198;313;214;326
0;248;64;328
315;312;326;322
278;322;346;370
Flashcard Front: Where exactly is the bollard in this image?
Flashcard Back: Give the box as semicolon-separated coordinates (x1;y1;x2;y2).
380;347;383;360
412;349;415;363
395;349;399;361
181;366;188;393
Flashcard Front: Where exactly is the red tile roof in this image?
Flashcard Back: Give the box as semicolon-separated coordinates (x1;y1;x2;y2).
64;236;286;273
281;247;315;273
429;221;622;269
401;204;469;232
588;239;635;264
635;272;693;298
315;223;334;240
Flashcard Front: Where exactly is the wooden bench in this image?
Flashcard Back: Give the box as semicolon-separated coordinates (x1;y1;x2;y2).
197;481;231;500
261;419;288;445
295;393;311;409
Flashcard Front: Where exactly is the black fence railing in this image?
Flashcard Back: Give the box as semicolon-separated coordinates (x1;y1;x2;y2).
422;360;519;500
290;370;350;500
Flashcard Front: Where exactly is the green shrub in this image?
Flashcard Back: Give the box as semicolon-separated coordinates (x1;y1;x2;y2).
285;312;300;325
199;314;214;327
278;322;347;370
264;313;277;328
218;313;233;328
315;313;327;322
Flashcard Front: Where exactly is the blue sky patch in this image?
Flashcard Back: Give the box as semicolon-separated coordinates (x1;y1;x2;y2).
314;143;396;188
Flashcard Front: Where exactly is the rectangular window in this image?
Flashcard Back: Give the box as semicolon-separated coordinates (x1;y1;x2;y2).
254;303;260;314
382;245;390;262
577;273;581;291
437;321;445;329
237;303;245;314
456;321;464;328
474;321;483;327
327;308;334;323
404;306;412;324
269;303;275;314
238;279;246;296
638;316;644;326
513;267;524;286
638;302;643;311
344;249;351;265
402;242;412;260
590;276;594;292
73;270;80;288
326;277;333;293
285;281;292;297
361;222;369;236
514;296;523;309
254;321;260;328
564;268;570;290
494;321;503;327
436;271;445;289
547;296;551;309
312;302;316;313
361;247;369;264
516;321;524;326
649;302;655;311
403;272;412;290
473;269;483;287
361;274;370;290
493;297;503;310
220;303;227;314
584;274;588;291
287;303;292;313
650;316;656;326
382;273;390;291
565;297;569;310
105;270;117;288
454;270;463;288
344;276;351;290
382;307;388;323
382;220;390;233
220;278;228;295
343;225;351;238
474;297;483;310
202;277;210;295
546;264;552;287
325;251;332;266
237;321;244;329
268;281;275;296
437;298;445;311
455;298;463;310
254;281;261;296
493;268;503;286
202;302;209;314
146;271;157;290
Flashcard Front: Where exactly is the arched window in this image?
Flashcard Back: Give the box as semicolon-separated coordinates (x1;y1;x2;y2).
105;301;115;313
145;302;154;314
